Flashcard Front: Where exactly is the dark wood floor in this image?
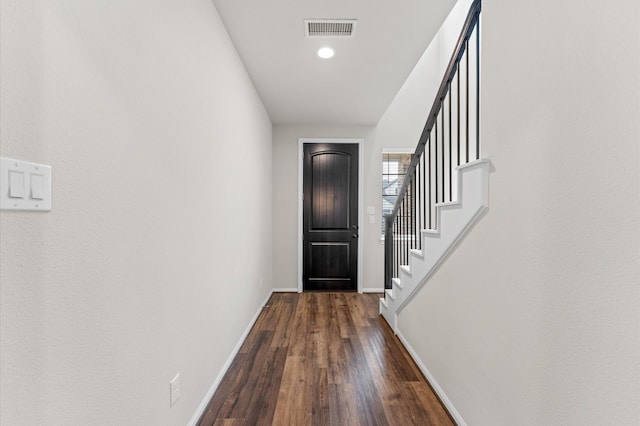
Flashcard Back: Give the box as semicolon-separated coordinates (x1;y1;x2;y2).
198;292;454;426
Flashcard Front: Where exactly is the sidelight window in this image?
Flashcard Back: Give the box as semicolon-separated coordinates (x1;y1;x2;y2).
382;151;414;237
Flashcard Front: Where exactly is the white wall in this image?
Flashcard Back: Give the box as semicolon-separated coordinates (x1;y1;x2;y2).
0;1;272;424
376;0;474;152
272;125;382;291
398;0;640;424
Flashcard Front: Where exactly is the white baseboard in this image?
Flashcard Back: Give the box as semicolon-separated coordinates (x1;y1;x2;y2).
188;291;273;426
395;329;467;426
274;288;380;293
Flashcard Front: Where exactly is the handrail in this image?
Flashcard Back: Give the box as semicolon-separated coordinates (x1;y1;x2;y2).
386;0;481;223
384;0;481;291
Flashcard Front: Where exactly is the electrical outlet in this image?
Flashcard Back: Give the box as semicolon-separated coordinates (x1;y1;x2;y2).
170;373;180;407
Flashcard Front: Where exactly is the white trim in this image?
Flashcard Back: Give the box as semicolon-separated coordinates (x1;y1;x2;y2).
188;291;273;426
361;287;384;293
272;287;298;293
297;138;364;293
395;329;467;426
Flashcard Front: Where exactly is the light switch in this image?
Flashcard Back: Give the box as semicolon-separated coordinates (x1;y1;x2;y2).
9;171;25;198
30;174;45;200
366;206;375;215
1;157;52;211
369;215;375;224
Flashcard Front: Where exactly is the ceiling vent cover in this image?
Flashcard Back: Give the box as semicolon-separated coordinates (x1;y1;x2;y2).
305;19;357;37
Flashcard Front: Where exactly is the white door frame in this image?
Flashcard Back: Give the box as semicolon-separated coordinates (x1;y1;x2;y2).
297;138;364;293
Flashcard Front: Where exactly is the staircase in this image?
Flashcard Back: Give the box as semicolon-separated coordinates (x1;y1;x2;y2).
379;159;489;330
379;0;484;330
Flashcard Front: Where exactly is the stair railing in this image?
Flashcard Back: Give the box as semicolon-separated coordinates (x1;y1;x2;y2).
384;0;482;291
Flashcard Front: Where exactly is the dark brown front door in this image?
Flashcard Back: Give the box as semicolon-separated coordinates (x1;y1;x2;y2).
303;143;359;291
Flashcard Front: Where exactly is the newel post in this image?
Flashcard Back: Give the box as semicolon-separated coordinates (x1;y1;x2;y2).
384;215;394;290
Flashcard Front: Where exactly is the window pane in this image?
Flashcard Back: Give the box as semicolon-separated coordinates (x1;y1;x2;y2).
381;152;413;235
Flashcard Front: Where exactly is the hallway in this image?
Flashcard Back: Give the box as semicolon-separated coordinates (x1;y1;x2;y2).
198;293;453;425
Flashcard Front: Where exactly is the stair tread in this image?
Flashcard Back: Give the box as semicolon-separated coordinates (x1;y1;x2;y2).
410;249;424;259
435;200;460;208
399;265;412;276
385;288;395;300
392;277;403;289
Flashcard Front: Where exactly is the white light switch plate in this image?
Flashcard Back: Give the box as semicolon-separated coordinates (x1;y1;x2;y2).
0;157;52;211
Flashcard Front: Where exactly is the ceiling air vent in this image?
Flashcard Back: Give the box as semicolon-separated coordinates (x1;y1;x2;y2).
305;19;357;37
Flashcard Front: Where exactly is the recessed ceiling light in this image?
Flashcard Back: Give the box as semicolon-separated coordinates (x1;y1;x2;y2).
317;47;335;59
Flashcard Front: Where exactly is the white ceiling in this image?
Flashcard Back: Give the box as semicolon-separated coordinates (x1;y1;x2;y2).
212;0;456;125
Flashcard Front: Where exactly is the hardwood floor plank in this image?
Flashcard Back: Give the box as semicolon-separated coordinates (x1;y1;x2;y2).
409;382;456;425
344;337;389;426
370;316;423;382
328;383;361;426
226;331;275;418
335;294;358;338
197;293;454;426
242;346;287;426
198;354;250;424
212;419;244;426
272;355;310;425
310;367;330;425
327;337;351;385
288;296;311;357
269;295;296;348
349;293;374;329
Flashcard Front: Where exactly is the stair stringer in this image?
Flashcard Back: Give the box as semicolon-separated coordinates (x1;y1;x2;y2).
379;159;490;332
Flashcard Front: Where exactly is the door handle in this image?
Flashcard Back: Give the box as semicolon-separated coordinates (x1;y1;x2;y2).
352;233;359;239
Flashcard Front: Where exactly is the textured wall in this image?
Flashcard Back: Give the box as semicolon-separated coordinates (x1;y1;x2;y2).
0;0;272;424
398;0;640;424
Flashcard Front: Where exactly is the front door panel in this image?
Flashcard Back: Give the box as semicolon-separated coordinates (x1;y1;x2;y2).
303;143;358;291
